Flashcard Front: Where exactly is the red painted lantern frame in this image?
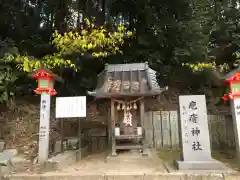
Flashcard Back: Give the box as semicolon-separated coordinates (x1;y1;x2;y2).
31;68;58;96
222;72;240;100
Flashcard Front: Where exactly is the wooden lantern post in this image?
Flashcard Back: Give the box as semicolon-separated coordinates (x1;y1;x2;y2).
222;72;240;160
30;67;63;163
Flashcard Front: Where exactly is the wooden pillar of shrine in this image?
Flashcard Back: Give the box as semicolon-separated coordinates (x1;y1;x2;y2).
111;98;117;156
140;98;147;156
108;108;112;148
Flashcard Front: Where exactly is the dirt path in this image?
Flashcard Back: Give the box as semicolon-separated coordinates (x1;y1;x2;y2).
61;151;168;174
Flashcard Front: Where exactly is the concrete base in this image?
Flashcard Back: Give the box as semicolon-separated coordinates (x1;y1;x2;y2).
176;159;230;171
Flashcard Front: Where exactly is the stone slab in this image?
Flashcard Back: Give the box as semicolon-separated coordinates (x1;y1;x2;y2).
11;156;28;173
54;140;61;153
46;146;90;172
0;150;15;174
144;173;186;180
0;141;5;152
105;174;143;180
0;151;14;166
176;159;231;171
106;153;148;162
46;150;77;171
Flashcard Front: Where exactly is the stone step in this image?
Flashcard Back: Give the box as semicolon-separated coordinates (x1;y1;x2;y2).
116;144;143;150
105;151;152;163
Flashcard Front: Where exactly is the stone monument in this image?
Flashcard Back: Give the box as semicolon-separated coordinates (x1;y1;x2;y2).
176;95;228;170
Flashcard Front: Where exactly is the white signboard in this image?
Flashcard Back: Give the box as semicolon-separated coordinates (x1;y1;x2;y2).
179;95;211;161
55;96;86;118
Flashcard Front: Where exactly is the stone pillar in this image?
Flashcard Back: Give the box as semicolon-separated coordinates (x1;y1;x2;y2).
231;97;240;161
38;92;51;163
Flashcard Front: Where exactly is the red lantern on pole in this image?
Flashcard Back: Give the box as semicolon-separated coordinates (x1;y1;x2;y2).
29;67;63;163
222;72;240;100
30;67;63;96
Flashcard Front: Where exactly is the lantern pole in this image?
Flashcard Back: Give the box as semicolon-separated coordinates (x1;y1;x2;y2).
30;65;62;164
38;61;51;163
38;91;51;163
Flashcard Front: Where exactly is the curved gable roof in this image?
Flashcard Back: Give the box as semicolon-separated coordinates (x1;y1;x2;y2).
88;62;167;97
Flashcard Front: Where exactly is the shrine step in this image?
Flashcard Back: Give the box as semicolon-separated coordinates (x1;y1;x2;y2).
115;135;142;140
105;151;151;163
116;144;143;150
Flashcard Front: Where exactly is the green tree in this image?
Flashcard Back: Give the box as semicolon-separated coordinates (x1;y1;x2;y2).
0;39;21;104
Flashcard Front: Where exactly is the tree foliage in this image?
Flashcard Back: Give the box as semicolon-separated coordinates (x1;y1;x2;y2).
1;0;240;104
180;0;240;73
6;18;132;73
0;39;20;104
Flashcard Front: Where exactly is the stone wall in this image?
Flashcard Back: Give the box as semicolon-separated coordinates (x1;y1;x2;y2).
0;99;60;159
0;97;108;159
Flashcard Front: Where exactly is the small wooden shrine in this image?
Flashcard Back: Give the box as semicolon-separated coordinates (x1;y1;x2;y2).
88;62;167;156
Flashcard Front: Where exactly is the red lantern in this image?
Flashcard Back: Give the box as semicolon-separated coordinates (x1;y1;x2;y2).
222;72;240;100
30;67;63;96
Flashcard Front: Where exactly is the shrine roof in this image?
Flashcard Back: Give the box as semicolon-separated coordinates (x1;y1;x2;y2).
87;62;168;97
